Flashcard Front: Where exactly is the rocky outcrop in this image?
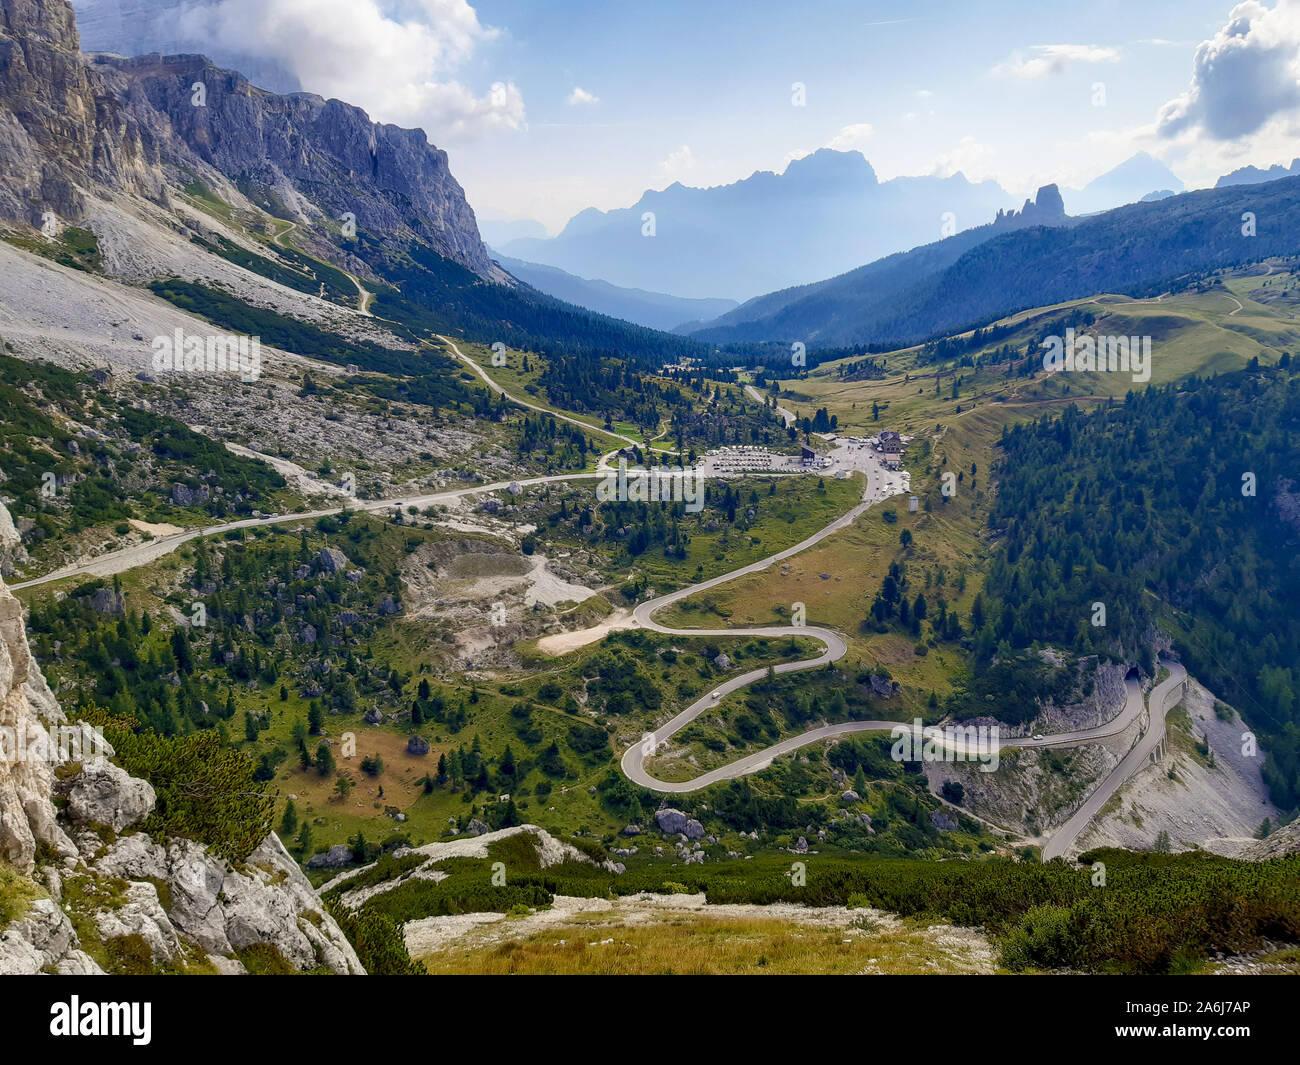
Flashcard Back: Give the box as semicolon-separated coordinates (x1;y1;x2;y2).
0;501;27;577
1229;819;1300;860
322;825;602;912
0;895;101;975
0;0;499;281
992;184;1068;230
0;570;364;973
92;51;500;279
0;573;78;873
95;834;363;973
0;0;168;225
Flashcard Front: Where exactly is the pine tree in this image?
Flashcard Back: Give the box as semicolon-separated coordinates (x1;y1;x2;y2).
280;799;298;837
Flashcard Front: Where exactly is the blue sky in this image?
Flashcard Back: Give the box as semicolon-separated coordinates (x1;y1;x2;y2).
459;0;1299;228
73;0;1300;229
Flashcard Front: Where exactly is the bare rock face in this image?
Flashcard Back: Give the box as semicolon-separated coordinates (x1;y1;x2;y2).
0;0;499;282
91;52;499;279
0;501;27;577
0;0;168;225
0;576;78;872
0;571;365;974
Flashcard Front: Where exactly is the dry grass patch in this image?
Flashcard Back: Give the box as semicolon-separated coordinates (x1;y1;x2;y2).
417;905;995;975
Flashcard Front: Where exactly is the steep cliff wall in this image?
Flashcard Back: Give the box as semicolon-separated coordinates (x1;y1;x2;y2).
0;0;497;279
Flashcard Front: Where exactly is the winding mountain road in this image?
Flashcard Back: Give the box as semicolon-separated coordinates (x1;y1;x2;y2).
438;335;642;450
743;383;797;428
7;471;601;592
8;360;1181;858
1041;660;1187;860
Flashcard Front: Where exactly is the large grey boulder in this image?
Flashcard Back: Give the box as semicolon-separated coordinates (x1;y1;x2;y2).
655;808;688;835
306;843;352;869
317;547;349;573
59;761;155;832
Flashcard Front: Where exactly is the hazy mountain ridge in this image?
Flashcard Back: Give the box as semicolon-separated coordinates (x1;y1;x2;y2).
1217;159;1300;188
494;253;738;331
1063;151;1185;215
500;149;1020;300
689;176;1300;347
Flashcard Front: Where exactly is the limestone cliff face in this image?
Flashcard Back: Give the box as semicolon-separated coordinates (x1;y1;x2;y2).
0;568;77;873
0;0;167;223
0;546;364;974
91;52;498;277
0;0;497;279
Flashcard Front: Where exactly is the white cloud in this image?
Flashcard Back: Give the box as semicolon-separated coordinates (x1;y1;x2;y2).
826;123;874;151
659;145;696;181
932;136;997;181
1157;0;1300;141
174;0;524;141
992;44;1121;79
567;86;599;107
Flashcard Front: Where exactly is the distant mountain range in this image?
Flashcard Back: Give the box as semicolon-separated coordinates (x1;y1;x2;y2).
1063;151;1185;215
498;149;1021;301
687;175;1300;348
498;150;1202;302
479;218;550;247
495;255;738;332
1217;159;1300;187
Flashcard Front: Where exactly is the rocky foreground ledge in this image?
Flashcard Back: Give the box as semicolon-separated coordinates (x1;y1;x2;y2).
0;519;363;974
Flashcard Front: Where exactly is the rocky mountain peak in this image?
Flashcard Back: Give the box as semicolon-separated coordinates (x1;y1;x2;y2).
0;0;499;280
992;183;1067;229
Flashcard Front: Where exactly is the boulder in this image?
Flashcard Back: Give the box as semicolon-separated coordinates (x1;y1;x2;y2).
171;482;210;507
655;808;688;835
930;810;957;832
59;761;155;832
406;735;430;756
306;844;352;870
317;547;349;573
